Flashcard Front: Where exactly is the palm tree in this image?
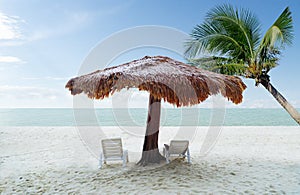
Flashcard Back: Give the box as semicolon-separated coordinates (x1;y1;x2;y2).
185;4;300;125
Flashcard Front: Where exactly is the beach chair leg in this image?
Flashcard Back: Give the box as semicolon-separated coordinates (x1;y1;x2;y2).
123;150;128;167
99;152;103;169
187;148;191;163
164;146;171;163
126;151;129;163
166;151;170;164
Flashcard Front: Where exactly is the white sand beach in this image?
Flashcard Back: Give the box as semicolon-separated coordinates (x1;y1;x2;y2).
1;126;300;194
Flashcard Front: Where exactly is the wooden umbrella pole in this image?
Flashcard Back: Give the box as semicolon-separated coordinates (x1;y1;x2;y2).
137;94;165;166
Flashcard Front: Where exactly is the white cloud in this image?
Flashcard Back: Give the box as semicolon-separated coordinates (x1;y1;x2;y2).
0;12;23;40
0;85;72;108
0;56;24;63
22;76;70;81
0;85;58;99
0;4;130;45
0;10;90;45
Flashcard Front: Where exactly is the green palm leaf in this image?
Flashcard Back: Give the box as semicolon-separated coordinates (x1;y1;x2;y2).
258;7;293;66
185;4;261;62
261;7;293;49
207;4;261;59
185;22;245;58
188;57;246;76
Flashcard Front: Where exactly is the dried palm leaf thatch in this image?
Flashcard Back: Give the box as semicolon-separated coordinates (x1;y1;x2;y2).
66;56;246;106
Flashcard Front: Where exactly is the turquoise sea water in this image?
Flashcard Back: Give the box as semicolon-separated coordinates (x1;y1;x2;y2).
0;108;299;126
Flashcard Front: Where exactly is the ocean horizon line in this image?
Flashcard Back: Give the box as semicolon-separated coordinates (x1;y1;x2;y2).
0;108;299;126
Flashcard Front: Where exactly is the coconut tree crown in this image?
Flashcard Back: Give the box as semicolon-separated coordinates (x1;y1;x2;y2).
185;4;293;82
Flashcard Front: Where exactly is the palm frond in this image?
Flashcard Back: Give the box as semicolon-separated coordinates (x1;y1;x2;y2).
260;7;293;50
187;56;228;69
185;21;246;59
185;4;261;62
257;7;293;71
188;57;246;76
206;4;261;59
212;63;247;76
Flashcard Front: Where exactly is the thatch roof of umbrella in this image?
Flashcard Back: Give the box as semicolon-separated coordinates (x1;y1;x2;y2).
66;55;246;165
66;56;246;106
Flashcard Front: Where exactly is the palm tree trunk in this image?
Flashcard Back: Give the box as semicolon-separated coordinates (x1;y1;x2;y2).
260;77;300;125
137;94;165;166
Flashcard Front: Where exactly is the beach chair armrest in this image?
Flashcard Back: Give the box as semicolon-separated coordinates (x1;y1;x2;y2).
164;144;170;150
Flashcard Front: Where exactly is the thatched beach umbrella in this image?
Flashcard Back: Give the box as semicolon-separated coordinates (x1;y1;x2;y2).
66;56;246;165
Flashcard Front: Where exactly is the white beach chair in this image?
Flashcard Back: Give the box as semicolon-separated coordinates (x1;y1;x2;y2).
99;138;128;169
163;140;191;164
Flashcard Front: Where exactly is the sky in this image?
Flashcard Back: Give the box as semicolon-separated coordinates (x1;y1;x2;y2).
0;0;299;108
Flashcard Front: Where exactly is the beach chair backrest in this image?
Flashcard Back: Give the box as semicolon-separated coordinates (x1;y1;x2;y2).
169;140;189;154
101;138;123;158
